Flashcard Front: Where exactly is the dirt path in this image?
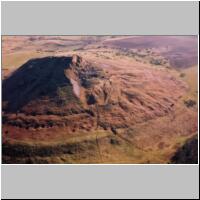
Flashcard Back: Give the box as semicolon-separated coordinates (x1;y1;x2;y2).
94;104;103;162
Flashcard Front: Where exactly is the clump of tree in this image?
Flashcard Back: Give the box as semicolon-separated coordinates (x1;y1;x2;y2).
81;78;93;88
98;121;109;130
86;94;96;105
2;115;8;123
110;138;120;145
47;120;54;127
45;110;54;115
150;59;162;65
111;126;118;135
184;99;196;108
180;73;185;78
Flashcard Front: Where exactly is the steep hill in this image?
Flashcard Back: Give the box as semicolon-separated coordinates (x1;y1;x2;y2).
3;54;187;131
2;54;197;164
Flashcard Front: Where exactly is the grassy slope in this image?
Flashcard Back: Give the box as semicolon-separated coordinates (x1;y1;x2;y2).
181;65;198;98
3;64;198;164
2;38;198;164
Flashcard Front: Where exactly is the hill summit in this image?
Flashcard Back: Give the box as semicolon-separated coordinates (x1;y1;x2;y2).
3;55;104;114
3;55;186;132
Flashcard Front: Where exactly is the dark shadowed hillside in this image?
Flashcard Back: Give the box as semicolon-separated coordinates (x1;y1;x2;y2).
3;57;79;114
171;135;198;164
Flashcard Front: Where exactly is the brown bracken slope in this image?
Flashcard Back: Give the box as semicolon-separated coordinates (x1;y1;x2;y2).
2;54;198;164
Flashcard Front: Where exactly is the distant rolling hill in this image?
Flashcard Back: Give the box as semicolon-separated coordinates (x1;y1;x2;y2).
104;36;198;69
